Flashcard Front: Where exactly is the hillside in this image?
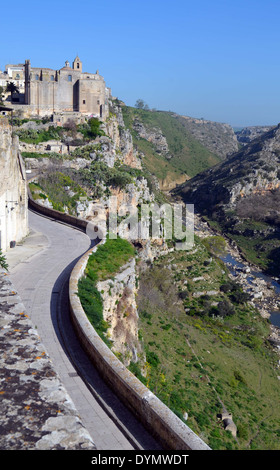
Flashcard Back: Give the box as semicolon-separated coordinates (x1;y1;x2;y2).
235;125;275;145
121;105;238;189
173;124;280;275
170;113;238;158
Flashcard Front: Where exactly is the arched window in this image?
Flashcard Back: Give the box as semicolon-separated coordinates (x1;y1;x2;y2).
35;74;39;80
51;75;55;81
68;75;72;82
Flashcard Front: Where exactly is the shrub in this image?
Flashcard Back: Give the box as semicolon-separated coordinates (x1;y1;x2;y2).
215;299;235;317
78;118;105;140
146;350;160;368
0;250;8;270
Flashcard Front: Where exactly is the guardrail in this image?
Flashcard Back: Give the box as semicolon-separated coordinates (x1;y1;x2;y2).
27;182;211;451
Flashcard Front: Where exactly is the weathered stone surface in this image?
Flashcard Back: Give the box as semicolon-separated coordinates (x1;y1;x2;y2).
97;258;142;366
133;119;172;159
0;270;96;450
236;126;274;145
174;124;280;212
173;114;239;158
0;118;28;252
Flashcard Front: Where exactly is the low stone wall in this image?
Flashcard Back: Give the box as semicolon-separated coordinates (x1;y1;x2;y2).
28;191;210;451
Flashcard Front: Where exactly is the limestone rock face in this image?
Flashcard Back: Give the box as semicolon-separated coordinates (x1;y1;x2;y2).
173;114;239;159
97;258;143;366
104;102;142;169
221;412;237;437
236;126;274;145
0;118;28;251
132;119;172;159
174;124;280;213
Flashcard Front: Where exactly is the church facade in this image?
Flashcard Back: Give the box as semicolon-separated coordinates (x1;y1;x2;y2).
9;56;111;120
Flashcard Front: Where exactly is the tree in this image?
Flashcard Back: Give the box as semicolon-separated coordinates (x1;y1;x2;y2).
135;99;145;109
135;99;149;110
216;299;235;318
6;82;19;102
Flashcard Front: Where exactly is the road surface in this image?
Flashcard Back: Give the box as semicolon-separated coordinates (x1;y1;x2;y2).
6;209;162;451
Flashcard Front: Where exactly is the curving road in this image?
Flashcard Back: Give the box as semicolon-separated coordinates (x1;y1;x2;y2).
6;209;162;451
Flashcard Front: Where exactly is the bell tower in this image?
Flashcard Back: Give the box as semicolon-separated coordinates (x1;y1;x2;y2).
73;56;82;73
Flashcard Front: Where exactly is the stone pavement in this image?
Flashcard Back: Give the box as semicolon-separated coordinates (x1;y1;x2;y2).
1;210;162;451
0;269;96;450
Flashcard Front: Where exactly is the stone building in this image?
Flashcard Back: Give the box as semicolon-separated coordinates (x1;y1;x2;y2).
0;117;28;252
23;56;111;119
0;64;25;103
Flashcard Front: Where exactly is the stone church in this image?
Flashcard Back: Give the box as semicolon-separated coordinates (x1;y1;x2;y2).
7;56;111;120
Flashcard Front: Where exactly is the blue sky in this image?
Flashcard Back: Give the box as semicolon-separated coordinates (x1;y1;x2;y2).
1;0;280;127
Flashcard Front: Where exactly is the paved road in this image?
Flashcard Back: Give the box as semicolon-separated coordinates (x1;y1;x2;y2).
6;209;161;451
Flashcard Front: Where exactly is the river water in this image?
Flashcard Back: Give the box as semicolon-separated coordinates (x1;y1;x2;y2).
220;252;280;328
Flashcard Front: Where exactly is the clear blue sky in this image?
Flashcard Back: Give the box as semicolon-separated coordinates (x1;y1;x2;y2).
1;0;280;127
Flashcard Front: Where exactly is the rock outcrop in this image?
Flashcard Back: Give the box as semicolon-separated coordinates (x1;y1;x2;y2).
172;114;239;159
173;124;280;214
132;119;172;159
235;126;275;145
97;258;143;366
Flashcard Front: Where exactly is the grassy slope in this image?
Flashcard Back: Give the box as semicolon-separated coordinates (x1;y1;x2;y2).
121;106;222;182
78;238;136;344
29;174;87;215
136;236;280;450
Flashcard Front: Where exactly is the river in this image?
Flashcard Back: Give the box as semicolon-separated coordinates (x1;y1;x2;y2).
194;214;280;333
220;251;280;328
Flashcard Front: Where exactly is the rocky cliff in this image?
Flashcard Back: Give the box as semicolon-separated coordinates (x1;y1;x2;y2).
96;257;142;366
173;124;280;212
171;113;239;159
235;125;275;145
173;124;280;275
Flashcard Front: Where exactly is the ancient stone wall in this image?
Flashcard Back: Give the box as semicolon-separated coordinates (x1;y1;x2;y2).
23;58;110;119
0;118;28;251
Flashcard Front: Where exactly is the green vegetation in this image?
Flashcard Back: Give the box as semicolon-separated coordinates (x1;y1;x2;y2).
21;151;65;160
204;210;280;277
78;237;136;342
0;250;8;271
29;173;87;215
121;106;222;180
0;86;4;105
10;116;51;127
72;160;157;202
136;235;280;450
78;117;105;140
15;117;104;145
82;237;136;281
15;125;66;144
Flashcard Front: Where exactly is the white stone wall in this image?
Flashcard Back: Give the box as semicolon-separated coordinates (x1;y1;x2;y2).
0;118;28;252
